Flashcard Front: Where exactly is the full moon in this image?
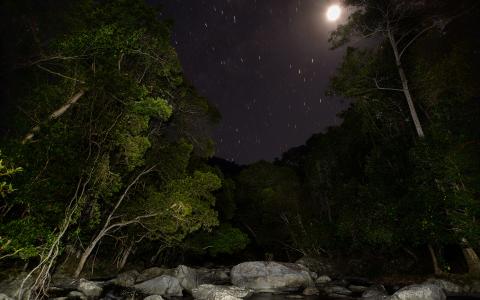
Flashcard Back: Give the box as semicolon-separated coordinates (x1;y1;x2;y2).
326;4;342;21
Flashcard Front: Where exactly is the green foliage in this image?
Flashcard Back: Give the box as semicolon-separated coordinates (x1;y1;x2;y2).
143;171;222;245
0;152;22;198
0;0;222;267
186;224;249;257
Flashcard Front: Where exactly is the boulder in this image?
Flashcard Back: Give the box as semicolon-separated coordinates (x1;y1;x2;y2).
295;257;335;276
144;296;164;300
302;287;320;296
175;265;230;293
348;284;368;293
136;267;172;283
321;285;353;297
424;278;463;295
77;279;103;298
468;280;480;294
133;275;183;296
315;275;332;284
67;291;87;300
231;261;314;292
192;284;253;300
0;294;14;300
390;284;446;300
111;270;139;287
362;285;387;298
0;272;34;299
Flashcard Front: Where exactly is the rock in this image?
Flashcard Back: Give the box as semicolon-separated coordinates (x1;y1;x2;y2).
136;267;172;283
77;279;103;298
348;284;368;293
295;256;335;276
175;265;230;293
133;275;183;296
192;284;253;300
111;270;139;287
199;267;230;285
362;285;387;298
0;294;14;300
424;278;463;295
231;261;314;292
315;275;332;284
330;279;349;287
390;284;446;300
144;296;164;300
68;291;87;300
302;287;320;296
468;280;480;294
321;285;353;297
51;272;79;291
0;272;34;299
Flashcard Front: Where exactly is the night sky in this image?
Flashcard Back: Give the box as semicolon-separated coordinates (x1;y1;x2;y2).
158;0;350;164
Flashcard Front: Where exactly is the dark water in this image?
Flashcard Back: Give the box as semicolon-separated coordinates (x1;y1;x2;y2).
91;286;480;300
247;293;480;300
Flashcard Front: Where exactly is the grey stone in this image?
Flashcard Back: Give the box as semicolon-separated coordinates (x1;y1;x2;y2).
0;272;33;299
68;291;87;300
144;296;164;300
466;280;480;294
231;261;314;292
424;278;463;294
315;275;332;284
302;287;320;296
322;285;353;297
0;294;14;300
192;284;253;300
133;275;183;296
111;270;139;287
390;284;446;300
295;256;335;275
175;265;230;293
136;267;172;283
77;279;103;298
348;284;368;293
362;284;387;298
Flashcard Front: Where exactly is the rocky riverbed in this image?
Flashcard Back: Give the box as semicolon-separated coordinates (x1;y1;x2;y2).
1;260;480;300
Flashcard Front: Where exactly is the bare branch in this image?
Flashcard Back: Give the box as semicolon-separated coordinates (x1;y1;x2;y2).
36;64;85;83
22;89;87;144
374;78;404;92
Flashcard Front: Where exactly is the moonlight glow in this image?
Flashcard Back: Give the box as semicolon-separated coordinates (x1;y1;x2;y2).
326;4;342;21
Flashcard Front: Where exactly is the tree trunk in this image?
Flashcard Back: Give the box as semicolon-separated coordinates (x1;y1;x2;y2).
74;233;103;278
461;238;480;274
428;244;443;275
387;30;425;138
118;241;134;270
73;166;155;278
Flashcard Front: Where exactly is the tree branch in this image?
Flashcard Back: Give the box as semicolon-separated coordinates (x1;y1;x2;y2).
22;89;87;144
374;78;404;92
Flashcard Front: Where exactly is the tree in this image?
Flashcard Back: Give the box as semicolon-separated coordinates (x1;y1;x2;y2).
0;0;222;295
330;0;480;274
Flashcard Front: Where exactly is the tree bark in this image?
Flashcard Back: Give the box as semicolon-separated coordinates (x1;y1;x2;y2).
22;89;86;144
74;232;105;278
428;244;443;275
118;240;134;270
73;166;155;277
461;238;480;274
387;30;425;138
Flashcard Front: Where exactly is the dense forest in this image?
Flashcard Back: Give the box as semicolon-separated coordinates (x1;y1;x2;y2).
0;0;480;299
